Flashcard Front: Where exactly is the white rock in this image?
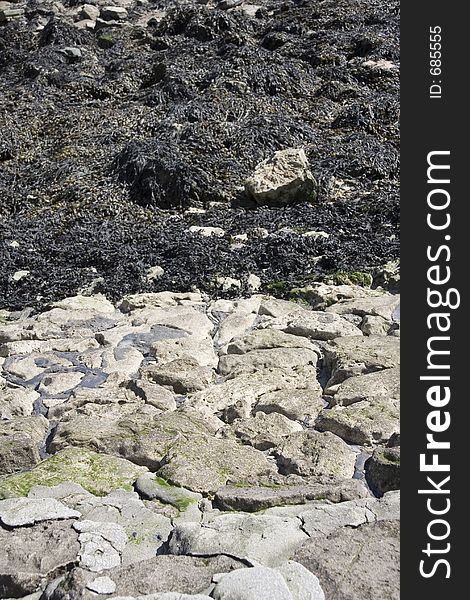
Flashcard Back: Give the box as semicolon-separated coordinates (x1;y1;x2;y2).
146;265;165;281
189;226;225;237
0;497;80;527
245;148;317;207
247;273;262;291
212;567;294;600
12;270;30;282
86;576;117;594
276;560;325;600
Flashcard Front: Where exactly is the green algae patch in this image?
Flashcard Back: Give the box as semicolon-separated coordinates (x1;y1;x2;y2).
0;447;147;499
324;271;373;288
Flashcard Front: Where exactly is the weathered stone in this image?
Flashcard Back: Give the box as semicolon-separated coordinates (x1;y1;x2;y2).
290;283;383;311
74;520;127;572
0;416;49;475
214;480;369;512
119;292;203;312
110;555;244;597
86;576;116;595
215;311;258;348
151;335;217;368
360;314;391;336
218;347;318;378
227;412;303;450
0;381;39;418
135;473;201;511
323;335;400;387
50;405;217;470
0;497;80;527
37;371;85;396
245;149;317;207
276;561;325;600
270;310;362;341
188;226;225;237
365;447;400;496
294;520;400;600
255;388;324;421
120;374;176;410
156;434;277;494
145;358;214;394
211;566;293;600
100;7;128;22
79;4;100;21
326;294;400;322
74;490;173;565
274;431;356;479
189;367;320;418
226;329;319;355
316;398;399;446
168;512;308;566
48;384;144;420
0;448;147;499
329;366;400;407
0;520;80;597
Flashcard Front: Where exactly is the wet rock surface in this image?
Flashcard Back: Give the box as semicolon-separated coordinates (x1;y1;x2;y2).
1;0;399;311
0;288;399;598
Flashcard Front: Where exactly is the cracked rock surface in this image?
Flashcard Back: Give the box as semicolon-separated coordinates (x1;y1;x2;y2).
0;287;399;599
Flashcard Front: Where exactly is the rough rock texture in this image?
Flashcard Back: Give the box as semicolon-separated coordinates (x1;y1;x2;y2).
168;512;308;566
323;335;400;387
214;480;369;512
274;431;356;479
0;520;80;598
0;286;399;597
365;446;400;496
294;520;400;600
245;148;318;207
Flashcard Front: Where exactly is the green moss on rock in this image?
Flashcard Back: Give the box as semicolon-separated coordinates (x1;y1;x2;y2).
0;447;147;499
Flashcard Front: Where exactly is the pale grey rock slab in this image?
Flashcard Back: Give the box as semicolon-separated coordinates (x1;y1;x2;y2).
168;513;308;566
211;566;294;600
329;366;400;407
326;294;400;322
218;347;318;378
276;560;325;600
0;497;80;527
316;398;399;447
255;387;324;422
213;479;368;512
294;520;400;600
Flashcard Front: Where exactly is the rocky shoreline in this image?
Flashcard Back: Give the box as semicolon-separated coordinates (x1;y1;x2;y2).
0;286;400;599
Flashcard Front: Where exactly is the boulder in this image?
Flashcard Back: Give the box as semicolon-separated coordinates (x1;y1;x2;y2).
245;149;317;207
323;335;400;387
0;416;49;475
0;521;80;597
255;388;324;422
274;431;356;479
226;412;303;450
316;398;399;446
156;434;277;494
365;446;400;496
